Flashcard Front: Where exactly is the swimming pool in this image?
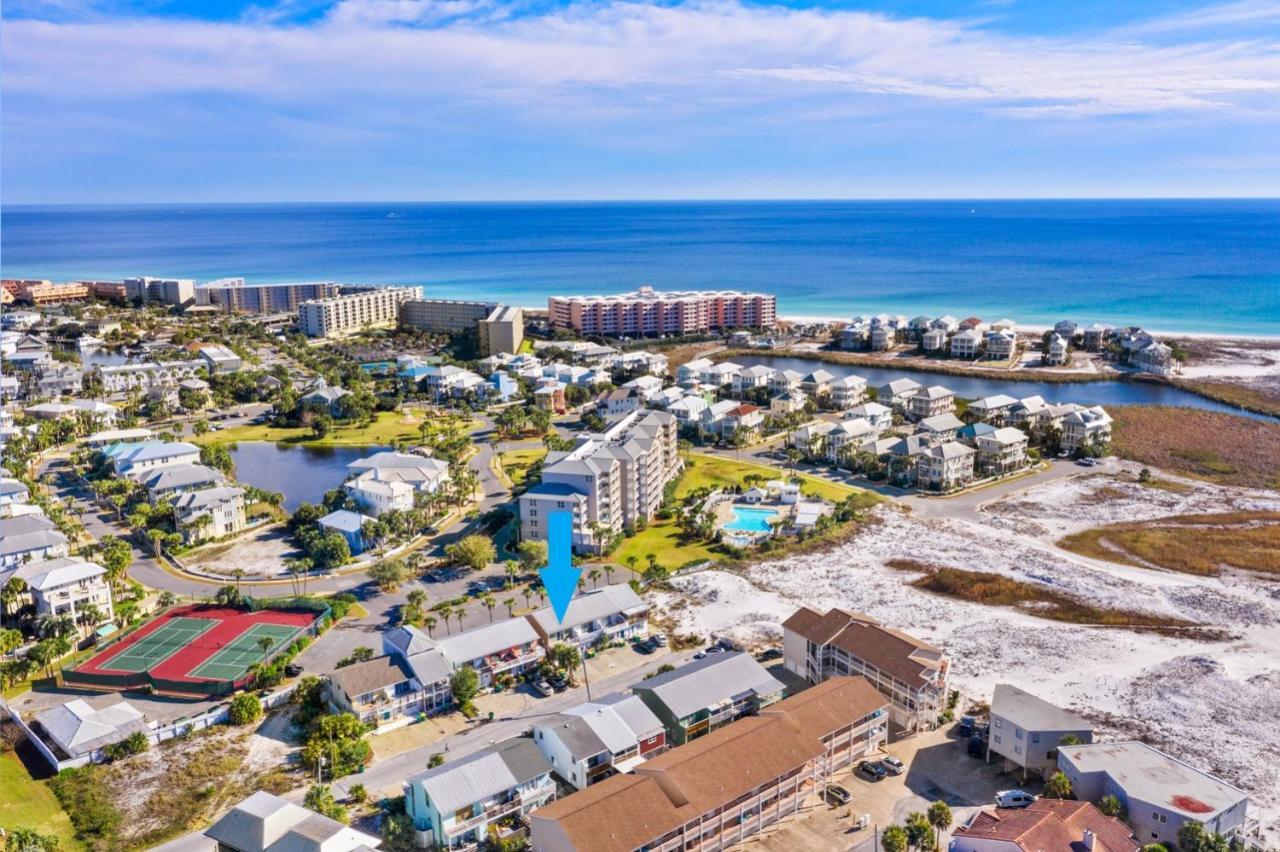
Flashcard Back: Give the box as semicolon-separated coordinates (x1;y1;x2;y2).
723;506;780;533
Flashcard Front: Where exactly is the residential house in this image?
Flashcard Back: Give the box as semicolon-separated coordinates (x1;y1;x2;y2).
966;394;1020;425
908;385;956;421
950;800;1138;852
1054;320;1080;339
869;326;893;351
932;315;960;333
699;362;740;388
197;344;242;374
782;606;949;731
666;395;708;426
907;315;933;341
33;697;150;765
917;442;976;491
318;509;370;555
719;404;764;441
876;378;922;411
984;329;1017;360
487;372;519;402
1006;396;1050;431
1083;323;1114;351
1057;742;1252;848
526;584;649;654
840;323;869;350
534;381;567;414
676;358;713;384
620;374;665;403
731;364;774;397
532;693;667;790
345;451;451;516
767;369;803;396
434;617;546;689
960;316;988;332
299;385;351;416
172;487;247;543
37;366;83;397
988;684;1093;780
1045;334;1069;366
918;413;965;446
956;421;997;448
4;556;112;621
108;440;200;475
629;652;786;745
921;328;947;352
0;477;31;509
975;426;1029;475
404;738;555;851
791;420;835;460
326;654;422;727
828;374;867;409
1130;338;1176;377
205;790;381;852
698;399;738;435
383;626;454;714
599;387;642;416
769;390;806;415
825;418;876;464
847;401;893;435
1063;406;1113;455
950;328;983;359
529;677;889;852
0;515;71;569
139;463;226;501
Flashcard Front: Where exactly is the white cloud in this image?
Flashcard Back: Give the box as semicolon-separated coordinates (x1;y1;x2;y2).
3;0;1280;124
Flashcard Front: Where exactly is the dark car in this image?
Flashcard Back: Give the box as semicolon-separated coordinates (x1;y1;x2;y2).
755;648;783;662
547;673;568;691
284;663;303;677
857;761;887;781
957;715;976;737
968;735;987;758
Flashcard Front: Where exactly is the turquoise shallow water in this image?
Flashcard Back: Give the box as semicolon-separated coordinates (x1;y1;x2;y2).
3;199;1278;334
724;507;780;533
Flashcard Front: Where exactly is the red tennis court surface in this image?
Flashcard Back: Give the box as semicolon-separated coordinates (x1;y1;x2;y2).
74;604;318;692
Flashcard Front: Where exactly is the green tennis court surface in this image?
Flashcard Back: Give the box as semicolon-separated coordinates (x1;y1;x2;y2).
187;622;303;681
99;617;216;673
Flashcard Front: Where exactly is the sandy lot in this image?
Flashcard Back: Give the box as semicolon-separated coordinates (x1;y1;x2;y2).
653;472;1280;844
182;525;302;578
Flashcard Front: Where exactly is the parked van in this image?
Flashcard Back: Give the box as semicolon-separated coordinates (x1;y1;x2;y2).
995;790;1036;809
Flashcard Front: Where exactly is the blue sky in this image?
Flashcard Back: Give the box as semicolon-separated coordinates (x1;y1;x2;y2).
4;0;1280;202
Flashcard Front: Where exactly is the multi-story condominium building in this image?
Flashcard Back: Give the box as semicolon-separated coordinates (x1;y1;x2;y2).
195;278;340;314
549;286;777;336
400;298;524;354
0;515;70;569
197;345;241;374
527;585;649;654
206;791;381;852
918;442;976;491
5;556;113;622
829;374;867;409
976;427;1029;474
783;607;950;731
908;385;956;421
83;280;129;302
478;304;524;356
1063;405;1113;455
13;281;90;305
530;677;890;852
630;652;787;745
123;277;195;307
405;739;556;851
951;800;1138;852
98;361;203;394
987;684;1093;781
520;410;679;554
172;486;246;544
325;654;422;727
532;693;667;790
298;287;417;338
1057;742;1254;849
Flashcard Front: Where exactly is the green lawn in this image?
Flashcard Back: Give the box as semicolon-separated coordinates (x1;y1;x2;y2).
500;448;547;487
611;453;880;571
196;411;480;448
0;750;82;850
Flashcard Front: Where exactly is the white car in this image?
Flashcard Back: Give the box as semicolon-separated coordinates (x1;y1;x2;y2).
881;755;905;775
995;789;1036;809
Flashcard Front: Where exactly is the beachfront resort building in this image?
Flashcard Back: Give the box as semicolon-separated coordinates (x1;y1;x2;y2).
195;278;340;313
298;287;417;338
399;298;526;355
783;607;950;731
549;286;776;336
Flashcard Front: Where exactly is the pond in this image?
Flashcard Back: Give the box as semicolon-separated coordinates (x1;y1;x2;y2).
734;355;1276;420
227;442;387;511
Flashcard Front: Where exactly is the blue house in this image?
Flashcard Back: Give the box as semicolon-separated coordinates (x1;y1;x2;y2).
318;509;370;555
487;372;518;402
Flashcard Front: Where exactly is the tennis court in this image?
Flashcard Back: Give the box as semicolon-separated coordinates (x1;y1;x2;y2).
187;622;303;681
67;604;323;697
92;616;217;673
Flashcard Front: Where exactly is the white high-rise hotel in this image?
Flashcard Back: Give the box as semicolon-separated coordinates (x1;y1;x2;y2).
549;286;777;336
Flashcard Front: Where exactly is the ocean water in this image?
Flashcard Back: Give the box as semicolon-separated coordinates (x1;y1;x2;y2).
3;200;1278;334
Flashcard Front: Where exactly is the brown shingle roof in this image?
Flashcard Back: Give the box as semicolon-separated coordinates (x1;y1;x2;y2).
327;655;413;701
954;800;1139;852
782;607;946;691
530;676;880;852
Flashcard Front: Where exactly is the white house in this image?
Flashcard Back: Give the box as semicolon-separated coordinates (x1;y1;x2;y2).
828;374;867;409
988;683;1092;780
917;442;976;491
876;378;922;411
976;427;1029;474
1063;406;1113;455
908;385;955;421
950;328;983;359
6;556;113;621
846;401;894;435
172;486;247;543
532;693;666;790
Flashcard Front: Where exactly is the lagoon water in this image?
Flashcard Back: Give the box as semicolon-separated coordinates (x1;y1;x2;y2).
4;200;1279;335
227;442;378;511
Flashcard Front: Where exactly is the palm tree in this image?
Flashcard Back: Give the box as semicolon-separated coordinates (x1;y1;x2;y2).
503;597;516;617
603;564;615;585
503;561;519;590
148;528;165;558
233;568;246;597
588;568;602;589
1;578;28;629
927;801;952;847
624;554;638;574
439;605;454;634
423;615;438;637
521;586;533;609
645;552;658;572
454;604;468;629
77;604;103;638
407;589;428;612
481;594;497;623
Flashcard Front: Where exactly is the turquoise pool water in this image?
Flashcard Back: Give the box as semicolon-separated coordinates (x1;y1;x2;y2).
723;506;779;533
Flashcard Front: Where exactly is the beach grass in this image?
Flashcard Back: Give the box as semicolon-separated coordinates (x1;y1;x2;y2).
1109;405;1280;490
1057;511;1280;577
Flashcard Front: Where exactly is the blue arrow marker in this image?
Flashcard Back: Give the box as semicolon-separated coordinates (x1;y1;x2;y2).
538;510;582;625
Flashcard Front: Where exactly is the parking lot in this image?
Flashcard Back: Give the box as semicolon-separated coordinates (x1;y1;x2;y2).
758;724;1046;851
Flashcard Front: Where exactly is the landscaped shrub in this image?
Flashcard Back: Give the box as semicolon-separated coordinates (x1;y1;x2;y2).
50;765;123;848
228;693;264;725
